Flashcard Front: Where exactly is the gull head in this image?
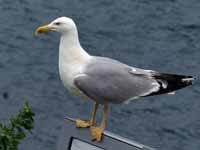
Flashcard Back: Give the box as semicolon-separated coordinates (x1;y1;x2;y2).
35;17;76;35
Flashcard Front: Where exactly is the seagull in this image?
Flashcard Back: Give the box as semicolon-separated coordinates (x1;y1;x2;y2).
35;17;194;141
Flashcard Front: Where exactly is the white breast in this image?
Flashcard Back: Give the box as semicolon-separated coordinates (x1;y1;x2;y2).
58;27;91;96
59;60;81;92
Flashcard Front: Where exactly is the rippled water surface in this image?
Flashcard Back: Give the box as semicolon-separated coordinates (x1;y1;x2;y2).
0;0;200;150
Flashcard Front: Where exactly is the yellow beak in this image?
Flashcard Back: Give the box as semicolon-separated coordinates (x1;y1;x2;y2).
35;25;50;34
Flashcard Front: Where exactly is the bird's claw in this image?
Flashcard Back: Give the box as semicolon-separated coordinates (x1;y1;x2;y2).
90;126;104;141
76;119;92;128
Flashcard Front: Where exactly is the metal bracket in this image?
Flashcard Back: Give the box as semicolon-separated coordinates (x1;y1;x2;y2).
56;116;157;150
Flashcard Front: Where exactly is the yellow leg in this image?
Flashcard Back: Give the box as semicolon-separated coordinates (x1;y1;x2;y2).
76;103;99;128
90;104;109;141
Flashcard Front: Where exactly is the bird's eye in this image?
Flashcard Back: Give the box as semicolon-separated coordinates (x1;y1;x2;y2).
54;22;61;25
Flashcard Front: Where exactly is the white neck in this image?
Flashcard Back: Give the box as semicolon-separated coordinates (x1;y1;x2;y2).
59;28;90;65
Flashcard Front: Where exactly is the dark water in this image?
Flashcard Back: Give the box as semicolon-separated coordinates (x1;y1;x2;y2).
0;0;200;150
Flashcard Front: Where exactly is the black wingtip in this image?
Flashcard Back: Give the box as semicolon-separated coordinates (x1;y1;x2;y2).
181;77;194;85
145;73;194;97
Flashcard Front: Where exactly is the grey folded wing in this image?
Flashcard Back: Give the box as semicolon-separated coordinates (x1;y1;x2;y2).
74;57;160;104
